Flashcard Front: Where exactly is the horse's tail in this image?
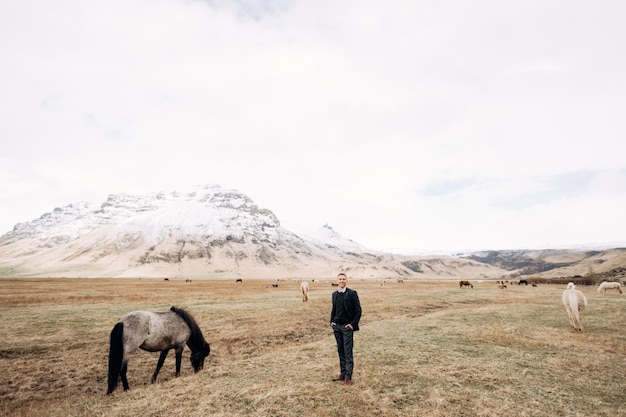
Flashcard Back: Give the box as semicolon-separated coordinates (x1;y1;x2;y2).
568;293;583;331
107;322;124;394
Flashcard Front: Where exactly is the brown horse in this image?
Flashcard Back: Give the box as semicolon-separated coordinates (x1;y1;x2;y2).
459;280;473;289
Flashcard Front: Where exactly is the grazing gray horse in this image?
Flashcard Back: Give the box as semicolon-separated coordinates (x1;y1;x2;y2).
107;306;210;394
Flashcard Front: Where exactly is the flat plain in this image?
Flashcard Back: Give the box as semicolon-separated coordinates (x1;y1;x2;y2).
0;277;624;417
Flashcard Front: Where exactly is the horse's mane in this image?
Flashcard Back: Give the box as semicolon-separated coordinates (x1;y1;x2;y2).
170;306;208;351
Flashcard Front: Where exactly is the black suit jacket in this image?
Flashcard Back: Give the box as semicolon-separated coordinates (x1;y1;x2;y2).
330;288;362;331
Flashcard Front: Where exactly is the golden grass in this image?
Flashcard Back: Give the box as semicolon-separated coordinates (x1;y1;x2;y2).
0;278;625;417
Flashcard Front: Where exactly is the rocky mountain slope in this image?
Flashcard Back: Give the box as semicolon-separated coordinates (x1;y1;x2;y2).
0;184;623;280
0;184;503;279
463;248;626;280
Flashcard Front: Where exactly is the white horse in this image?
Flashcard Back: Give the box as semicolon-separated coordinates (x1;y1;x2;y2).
300;281;309;302
597;281;623;294
562;282;588;331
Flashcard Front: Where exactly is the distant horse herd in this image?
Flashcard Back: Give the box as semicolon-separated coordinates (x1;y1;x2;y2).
456;279;621;332
459;279;531;289
106;278;623;394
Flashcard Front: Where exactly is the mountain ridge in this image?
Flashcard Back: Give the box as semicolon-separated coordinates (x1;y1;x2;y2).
1;184;624;280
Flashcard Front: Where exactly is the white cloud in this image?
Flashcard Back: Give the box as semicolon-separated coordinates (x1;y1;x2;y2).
1;0;625;252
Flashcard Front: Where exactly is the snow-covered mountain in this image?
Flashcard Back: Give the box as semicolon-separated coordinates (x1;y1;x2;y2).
0;184;503;279
5;183;619;280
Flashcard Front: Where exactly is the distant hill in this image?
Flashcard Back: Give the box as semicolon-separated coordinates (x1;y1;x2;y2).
463;248;626;281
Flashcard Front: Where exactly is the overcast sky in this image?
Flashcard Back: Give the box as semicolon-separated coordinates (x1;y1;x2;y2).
1;0;625;252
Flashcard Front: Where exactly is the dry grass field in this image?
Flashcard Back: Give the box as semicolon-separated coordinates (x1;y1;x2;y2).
0;277;624;417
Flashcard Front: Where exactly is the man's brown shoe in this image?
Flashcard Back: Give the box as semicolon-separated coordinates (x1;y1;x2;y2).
332;375;345;381
344;379;353;385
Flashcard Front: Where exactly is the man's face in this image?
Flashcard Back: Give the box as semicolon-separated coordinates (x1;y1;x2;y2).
336;274;347;289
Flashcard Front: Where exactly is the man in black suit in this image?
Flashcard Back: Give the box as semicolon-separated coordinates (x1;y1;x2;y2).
330;272;362;385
